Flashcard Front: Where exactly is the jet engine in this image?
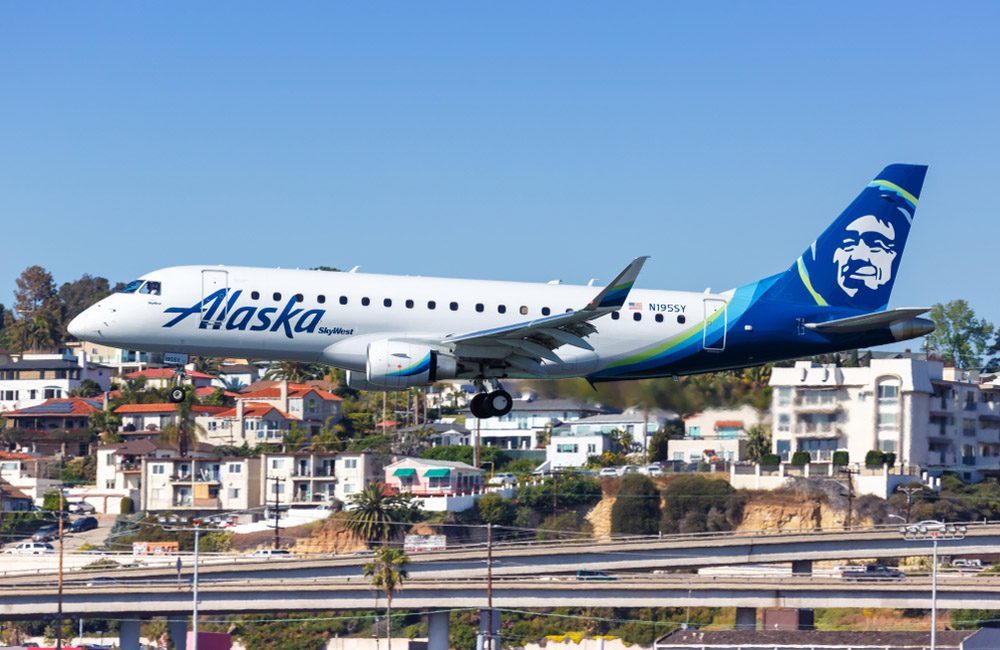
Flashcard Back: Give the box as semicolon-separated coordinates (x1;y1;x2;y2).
364;339;458;389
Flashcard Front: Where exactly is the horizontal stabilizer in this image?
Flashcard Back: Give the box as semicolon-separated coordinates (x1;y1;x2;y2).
805;307;930;334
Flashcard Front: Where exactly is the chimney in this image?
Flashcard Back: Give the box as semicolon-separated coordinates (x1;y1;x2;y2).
237;398;245;420
102;391;109;411
280;380;289;412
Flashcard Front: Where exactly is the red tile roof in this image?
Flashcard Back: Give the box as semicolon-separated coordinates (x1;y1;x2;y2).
0;451;36;461
195;386;239;398
239;382;341;401
114;403;228;415
124;368;216;380
715;420;744;428
213;402;296;420
4;398;103;418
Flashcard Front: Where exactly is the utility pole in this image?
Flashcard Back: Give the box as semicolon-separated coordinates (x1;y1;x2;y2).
474;417;481;469
838;467;857;530
56;487;64;650
899;485;922;523
486;522;494;650
158;515;222;650
270;475;282;550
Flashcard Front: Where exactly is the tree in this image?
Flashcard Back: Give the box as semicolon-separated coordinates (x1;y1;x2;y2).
362;546;408;650
58;274;110;339
477;492;516;526
610;474;661;536
159;388;205;457
282;422;307;451
924;300;994;369
345;482;424;546
745;424;771;463
191;356;222;375
70;379;103;398
264;361;326;382
661;475;740;534
647;429;670;463
5;266;62;351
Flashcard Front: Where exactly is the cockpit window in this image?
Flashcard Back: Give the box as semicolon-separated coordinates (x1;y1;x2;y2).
119;280;143;294
139;281;161;296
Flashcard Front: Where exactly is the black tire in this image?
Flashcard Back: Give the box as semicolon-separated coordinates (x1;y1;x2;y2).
169;386;186;403
487;390;512;417
470;393;494;419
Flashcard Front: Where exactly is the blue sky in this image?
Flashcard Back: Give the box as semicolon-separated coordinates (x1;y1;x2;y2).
2;2;998;330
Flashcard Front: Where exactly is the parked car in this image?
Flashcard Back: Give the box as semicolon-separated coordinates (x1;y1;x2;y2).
68;501;96;514
642;464;663;477
841;565;905;581
5;542;55;555
598;467;620;478
68;516;99;533
488;472;517;486
618;465;640;476
952;558;984;571
250;548;291;558
32;524;59;542
576;570;616;581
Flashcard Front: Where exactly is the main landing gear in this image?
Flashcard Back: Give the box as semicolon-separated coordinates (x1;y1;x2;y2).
470;381;513;419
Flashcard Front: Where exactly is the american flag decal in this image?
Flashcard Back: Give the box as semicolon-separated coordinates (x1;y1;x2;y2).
628;302;643;311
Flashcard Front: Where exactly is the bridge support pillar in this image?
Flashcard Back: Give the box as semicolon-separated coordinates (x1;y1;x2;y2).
477;608;500;650
427;610;450;650
797;608;815;630
118;619;140;650
167;619;188;650
735;607;757;630
791;559;812;575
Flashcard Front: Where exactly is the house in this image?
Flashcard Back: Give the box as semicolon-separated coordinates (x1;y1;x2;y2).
384;457;484;496
770;358;1000;479
114;403;229;438
236;381;343;432
466;393;612;451
654;629;1000;650
0;351;112;412
141;455;262;512
202;401;300;446
122;367;217;390
396;422;471;447
212;364;261;392
260;451;379;506
64;340;164;374
0;481;33;512
2;397;105;457
548;407;681;467
668;405;767;463
0;451;60;506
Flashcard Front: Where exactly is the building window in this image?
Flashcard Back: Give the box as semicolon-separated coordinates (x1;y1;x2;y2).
272;483;285;494
228;463;242;473
963;419;977;437
270;459;285;470
776;387;792;406
44;388;61;399
556;444;578;453
228;488;241;499
878;439;897;453
344;458;358;469
877;383;900;403
689;425;701;438
152;464;165;475
801;389;836;405
777;414;790;433
587;443;596;453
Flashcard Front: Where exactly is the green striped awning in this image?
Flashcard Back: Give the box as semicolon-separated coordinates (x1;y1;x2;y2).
424;468;451;478
393;468;417;477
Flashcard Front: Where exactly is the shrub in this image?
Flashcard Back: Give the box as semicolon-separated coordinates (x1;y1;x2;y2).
477;493;516;527
790;451;811;467
832;451;849;466
865;450;885;467
537;511;587;541
611;474;661;536
42;491;64;511
120;496;135;515
884;452;897;466
760;453;780;468
661;475;741;535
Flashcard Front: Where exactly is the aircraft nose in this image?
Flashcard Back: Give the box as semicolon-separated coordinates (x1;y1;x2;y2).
68;305;107;341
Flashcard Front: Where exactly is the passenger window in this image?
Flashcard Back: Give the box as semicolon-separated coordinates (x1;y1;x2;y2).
383;298;392;308
405;299;414;309
449;302;459;311
428;300;437;310
541;307;550;316
475;303;484;313
498;305;506;314
633;313;642;322
294;294;304;303
655;313;663;323
318;295;326;304
519;306;528;315
340;296;348;305
611;312;620;320
678;315;686;324
251;291;260;300
361;297;371;306
118;280;143;294
273;292;282;301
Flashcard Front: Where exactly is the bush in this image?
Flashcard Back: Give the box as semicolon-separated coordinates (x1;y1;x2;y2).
790;451;811;467
120;496;135;515
537;511;588;541
760;453;780;468
832;451;849;466
661;475;741;534
865;450;885;467
42;491;64;511
884;452;897;466
610;474;660;536
477;493;516;527
517;473;602;512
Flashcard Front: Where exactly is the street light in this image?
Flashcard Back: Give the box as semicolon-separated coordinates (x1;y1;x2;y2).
158;515;224;650
900;520;967;650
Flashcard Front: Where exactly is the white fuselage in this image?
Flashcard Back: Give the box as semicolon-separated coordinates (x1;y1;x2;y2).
69;265;724;380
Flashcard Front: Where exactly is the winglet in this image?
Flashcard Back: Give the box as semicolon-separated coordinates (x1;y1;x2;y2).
586;256;649;311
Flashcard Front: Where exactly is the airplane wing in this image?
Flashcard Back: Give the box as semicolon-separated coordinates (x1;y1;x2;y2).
804;307;930;334
439;257;649;374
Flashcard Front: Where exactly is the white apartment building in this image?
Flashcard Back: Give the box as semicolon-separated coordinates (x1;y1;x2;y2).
667;405;766;463
65;340;164;373
466;394;611;451
547;431;615;468
0;452;59;506
770;358;1000;478
0;352;112;412
141;455;262;512
259;452;378;506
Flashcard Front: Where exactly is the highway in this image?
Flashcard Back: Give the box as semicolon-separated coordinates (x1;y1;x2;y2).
3;575;1000;618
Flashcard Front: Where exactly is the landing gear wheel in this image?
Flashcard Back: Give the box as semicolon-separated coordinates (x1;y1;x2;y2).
470;392;493;419
168;386;186;403
486;390;512;417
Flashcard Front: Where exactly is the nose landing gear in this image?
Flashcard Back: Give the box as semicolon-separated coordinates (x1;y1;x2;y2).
470;381;513;419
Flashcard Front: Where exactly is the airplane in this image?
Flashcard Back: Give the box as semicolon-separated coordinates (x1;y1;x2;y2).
69;164;934;420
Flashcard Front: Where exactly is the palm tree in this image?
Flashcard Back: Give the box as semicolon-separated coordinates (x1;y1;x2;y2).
191;356;222;374
363;547;409;650
345;482;424;546
282;423;307;452
264;361;326;383
159;387;205;457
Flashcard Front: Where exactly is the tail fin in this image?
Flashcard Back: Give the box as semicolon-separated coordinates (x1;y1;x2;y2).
765;164;928;311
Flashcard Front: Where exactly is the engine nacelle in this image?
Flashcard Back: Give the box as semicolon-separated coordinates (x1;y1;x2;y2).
345;370;402;392
365;340;458;389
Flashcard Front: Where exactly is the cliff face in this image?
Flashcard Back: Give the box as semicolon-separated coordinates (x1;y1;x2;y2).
291;517;368;555
736;493;863;533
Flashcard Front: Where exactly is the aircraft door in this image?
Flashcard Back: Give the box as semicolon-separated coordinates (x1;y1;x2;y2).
702;298;727;352
201;269;229;328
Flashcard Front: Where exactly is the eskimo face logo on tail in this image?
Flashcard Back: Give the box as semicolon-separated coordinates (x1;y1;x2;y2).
162;289;325;339
832;215;898;298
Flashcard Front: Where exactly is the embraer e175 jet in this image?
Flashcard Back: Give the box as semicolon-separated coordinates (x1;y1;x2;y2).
69;164;933;419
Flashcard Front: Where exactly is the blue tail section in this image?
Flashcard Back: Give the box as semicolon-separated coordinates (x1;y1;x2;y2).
764;164;928;312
